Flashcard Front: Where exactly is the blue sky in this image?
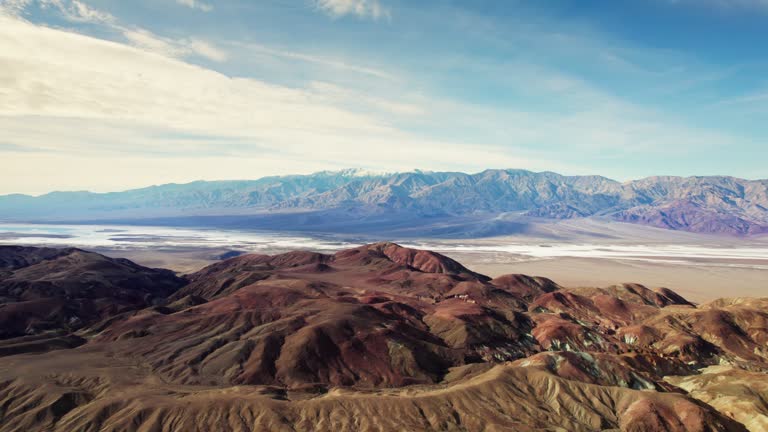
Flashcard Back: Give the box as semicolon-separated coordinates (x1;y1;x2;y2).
0;0;766;194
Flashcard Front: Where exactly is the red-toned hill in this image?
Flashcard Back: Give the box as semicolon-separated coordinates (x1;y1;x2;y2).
0;246;185;344
0;243;765;432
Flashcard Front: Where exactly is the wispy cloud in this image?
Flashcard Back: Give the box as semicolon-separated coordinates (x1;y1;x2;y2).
1;12;745;194
39;0;115;23
175;0;212;12
315;0;390;20
0;15;547;193
662;0;768;10
238;42;394;80
308;82;424;116
0;0;32;16
1;0;762;193
124;28;228;62
1;0;227;62
711;91;768;109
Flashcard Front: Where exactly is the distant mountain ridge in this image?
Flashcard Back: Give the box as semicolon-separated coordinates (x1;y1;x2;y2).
1;169;767;236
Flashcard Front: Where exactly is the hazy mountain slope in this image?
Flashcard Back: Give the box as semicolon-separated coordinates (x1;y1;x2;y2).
0;169;386;218
2;169;767;235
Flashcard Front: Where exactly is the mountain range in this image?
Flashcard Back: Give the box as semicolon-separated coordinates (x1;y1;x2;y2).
0;243;766;431
2;169;767;236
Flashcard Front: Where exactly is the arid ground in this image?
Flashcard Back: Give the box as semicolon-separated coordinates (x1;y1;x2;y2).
63;219;766;304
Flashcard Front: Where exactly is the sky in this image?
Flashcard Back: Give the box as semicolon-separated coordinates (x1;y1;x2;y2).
0;0;766;195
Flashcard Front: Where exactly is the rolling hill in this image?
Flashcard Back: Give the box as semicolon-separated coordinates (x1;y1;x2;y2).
0;243;766;431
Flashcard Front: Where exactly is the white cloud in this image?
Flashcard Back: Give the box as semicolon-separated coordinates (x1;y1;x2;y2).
175;0;212;12
0;17;374;133
0;15;548;194
39;0;115;23
1;0;226;62
123;28;228;62
122;28;181;57
0;0;32;16
239;42;395;80
185;38;227;62
0;8;754;194
315;0;390;20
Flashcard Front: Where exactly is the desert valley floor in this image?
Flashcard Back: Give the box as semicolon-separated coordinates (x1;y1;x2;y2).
2;220;768;303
